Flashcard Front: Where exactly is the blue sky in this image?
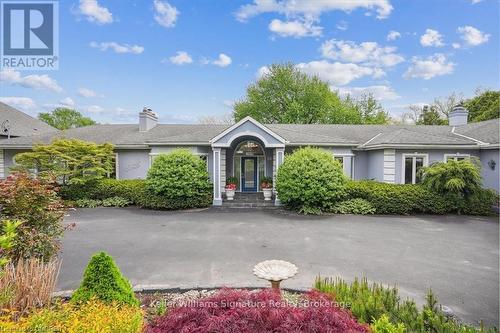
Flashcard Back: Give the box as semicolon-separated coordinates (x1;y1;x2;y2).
1;0;499;124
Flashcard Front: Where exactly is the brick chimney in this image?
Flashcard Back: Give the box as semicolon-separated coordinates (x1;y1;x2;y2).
448;105;469;127
139;107;158;132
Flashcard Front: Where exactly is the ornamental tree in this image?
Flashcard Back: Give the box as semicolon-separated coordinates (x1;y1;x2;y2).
13;138;115;185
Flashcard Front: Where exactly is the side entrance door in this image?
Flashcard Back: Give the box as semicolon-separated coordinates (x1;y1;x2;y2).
241;157;257;192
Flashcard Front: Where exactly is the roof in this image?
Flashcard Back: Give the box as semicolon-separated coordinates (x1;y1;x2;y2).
0;102;58;137
0;115;497;149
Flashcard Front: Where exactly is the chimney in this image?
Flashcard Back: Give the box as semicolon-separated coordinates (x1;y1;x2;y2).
139;107;158;132
448;105;469;126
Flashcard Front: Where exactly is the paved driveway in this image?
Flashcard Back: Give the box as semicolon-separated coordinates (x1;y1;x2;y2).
60;208;499;326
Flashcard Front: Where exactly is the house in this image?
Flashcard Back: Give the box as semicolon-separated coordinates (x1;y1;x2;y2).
0;104;498;206
0;102;57;179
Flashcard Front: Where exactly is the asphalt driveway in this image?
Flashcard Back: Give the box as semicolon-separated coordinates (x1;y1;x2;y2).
60;208;499;326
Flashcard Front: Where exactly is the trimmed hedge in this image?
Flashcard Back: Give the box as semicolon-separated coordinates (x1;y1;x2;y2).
344;180;495;215
61;178;212;210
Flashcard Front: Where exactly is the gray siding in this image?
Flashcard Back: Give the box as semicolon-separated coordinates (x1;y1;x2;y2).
3;149;29;176
394;149;480;184
353;150;368;180
480;149;499;192
367;150;384;181
116;150;151;179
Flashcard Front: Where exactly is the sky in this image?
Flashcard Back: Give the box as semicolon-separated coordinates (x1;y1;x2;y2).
0;0;499;124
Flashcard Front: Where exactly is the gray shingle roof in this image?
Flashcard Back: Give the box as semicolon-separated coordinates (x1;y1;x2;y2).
0;102;58;137
0;117;498;148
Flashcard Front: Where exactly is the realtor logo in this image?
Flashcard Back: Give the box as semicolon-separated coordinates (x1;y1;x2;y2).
1;0;59;70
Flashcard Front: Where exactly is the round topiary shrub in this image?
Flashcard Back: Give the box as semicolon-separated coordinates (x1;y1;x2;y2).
71;251;139;306
146;149;212;206
276;147;347;214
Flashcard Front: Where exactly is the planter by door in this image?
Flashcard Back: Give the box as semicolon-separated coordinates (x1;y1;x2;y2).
241;157;257;192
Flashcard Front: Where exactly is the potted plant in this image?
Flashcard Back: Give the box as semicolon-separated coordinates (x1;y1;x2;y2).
225;177;238;201
260;176;273;201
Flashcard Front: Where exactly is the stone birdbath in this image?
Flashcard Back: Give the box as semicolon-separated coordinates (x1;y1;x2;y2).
253;260;298;290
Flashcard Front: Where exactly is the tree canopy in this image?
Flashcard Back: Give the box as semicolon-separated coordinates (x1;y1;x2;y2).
13;138;115;185
464;89;500;122
233;63;390;124
38;108;96;130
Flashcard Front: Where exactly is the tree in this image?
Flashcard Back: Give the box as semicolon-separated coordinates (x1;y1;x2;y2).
417;105;447;125
464;89;500;122
198;114;234;125
38;108;96;130
13;138;115;185
233;63;362;124
431;92;464;118
353;93;391;124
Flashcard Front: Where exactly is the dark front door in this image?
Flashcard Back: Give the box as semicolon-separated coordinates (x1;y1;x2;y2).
241;157;257;192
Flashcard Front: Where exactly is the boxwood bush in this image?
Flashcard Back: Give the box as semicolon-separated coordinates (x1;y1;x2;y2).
276;147;347;214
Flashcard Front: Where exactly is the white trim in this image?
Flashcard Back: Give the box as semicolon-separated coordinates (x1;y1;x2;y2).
0;149;4;179
360;132;382;147
210;116;287;145
401;153;429;184
115;153;119;179
383;149;396;183
360;144;480;150
212;130;285;148
213;148;222;202
443;153;470;162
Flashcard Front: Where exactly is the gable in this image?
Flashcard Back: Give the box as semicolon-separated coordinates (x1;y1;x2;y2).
210;117;286;148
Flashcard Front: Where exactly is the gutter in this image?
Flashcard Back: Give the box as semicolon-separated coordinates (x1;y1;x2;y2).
451;127;487;145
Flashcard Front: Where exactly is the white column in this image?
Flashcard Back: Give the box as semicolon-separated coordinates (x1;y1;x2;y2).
0;149;4;179
212;148;222;205
383;149;396;183
274;147;285;206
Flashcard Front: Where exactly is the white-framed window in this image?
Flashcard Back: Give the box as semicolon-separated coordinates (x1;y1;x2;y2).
444;153;470;162
334;156;344;167
197;153;209;171
332;154;354;179
402;154;428;184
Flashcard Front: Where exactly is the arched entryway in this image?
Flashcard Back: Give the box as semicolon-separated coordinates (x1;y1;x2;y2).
232;140;266;192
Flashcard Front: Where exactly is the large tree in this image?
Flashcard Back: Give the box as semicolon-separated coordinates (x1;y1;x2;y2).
39;108;96;130
352;93;391;124
233;63;367;124
464;89;500;122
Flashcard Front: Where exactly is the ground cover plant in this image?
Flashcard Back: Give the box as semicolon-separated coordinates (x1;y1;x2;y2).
276;147;347;214
315;276;499;333
146;287;369;333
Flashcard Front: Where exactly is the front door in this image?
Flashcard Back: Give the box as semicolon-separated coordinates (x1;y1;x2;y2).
241;157;257;192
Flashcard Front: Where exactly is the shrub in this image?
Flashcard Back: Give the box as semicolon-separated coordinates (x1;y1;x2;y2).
146;150;212;200
0;299;143;333
0;258;60;314
0;172;66;261
102;196;131;207
330;198;376;214
146;288;369;333
75;198;102;208
72;252;139;306
345;180;452;215
0;220;20;267
371;315;405;333
315;276;499;333
13;138;115;185
462;188;497;215
276;147;347;214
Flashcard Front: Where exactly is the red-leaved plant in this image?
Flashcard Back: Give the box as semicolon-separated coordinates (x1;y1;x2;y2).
0;172;67;261
146;288;369;333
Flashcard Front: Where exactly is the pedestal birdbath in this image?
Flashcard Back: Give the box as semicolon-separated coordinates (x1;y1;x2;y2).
253;260;298;290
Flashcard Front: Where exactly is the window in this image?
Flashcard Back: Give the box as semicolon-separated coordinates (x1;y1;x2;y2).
402;154;428;184
334;156;344;167
444;154;470;162
198;154;209;171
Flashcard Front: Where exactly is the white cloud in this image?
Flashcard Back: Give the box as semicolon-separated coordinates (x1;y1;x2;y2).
78;87;99;98
168;51;193;65
235;0;393;21
334;85;401;100
90;42;144;54
0;97;37;110
420;29;444;47
296;60;385;86
403;54;455;80
83;105;105;114
0;69;63;93
78;0;113;24
336;20;348;31
387;30;401;41
59;97;75;107
256;65;270;78
212;53;232;67
153;0;179;28
452;42;461;49
269;19;322;38
457;26;490;46
470;0;483;3
320;39;404;67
